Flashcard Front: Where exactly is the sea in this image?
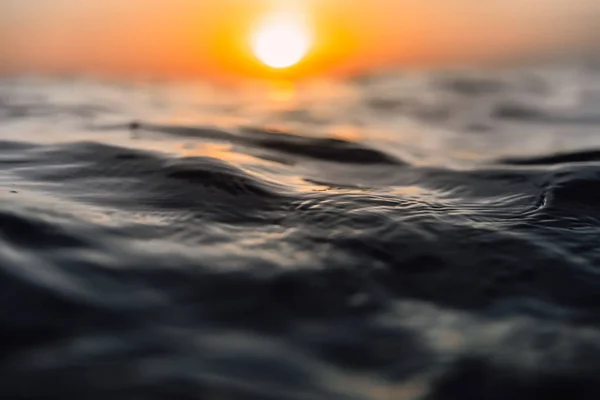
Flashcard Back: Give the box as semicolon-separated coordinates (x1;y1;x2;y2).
2;60;600;399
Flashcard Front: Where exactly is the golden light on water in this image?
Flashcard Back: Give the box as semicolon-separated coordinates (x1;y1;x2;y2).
250;12;312;69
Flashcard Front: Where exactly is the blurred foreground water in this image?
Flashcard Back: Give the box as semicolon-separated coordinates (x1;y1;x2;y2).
3;60;600;398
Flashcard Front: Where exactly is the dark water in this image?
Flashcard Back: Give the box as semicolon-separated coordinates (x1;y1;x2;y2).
3;62;600;399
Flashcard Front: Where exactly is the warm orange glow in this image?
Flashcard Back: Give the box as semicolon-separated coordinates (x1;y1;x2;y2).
251;12;312;69
1;1;596;81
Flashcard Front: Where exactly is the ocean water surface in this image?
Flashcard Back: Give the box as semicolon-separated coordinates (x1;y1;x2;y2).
3;61;600;398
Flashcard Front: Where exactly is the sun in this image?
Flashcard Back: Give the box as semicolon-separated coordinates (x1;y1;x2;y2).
251;12;312;69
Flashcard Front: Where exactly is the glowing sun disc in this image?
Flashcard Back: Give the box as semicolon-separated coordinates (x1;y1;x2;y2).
251;13;312;69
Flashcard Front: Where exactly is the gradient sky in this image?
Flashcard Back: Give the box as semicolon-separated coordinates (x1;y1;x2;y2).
1;0;599;80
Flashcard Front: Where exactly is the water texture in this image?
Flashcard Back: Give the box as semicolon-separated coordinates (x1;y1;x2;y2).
2;62;600;399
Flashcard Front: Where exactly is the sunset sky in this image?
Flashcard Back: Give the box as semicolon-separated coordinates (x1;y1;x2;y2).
1;0;599;81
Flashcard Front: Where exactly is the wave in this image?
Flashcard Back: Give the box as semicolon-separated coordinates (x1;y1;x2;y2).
3;64;600;398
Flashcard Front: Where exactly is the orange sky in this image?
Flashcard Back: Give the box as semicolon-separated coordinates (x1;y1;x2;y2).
1;0;599;81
